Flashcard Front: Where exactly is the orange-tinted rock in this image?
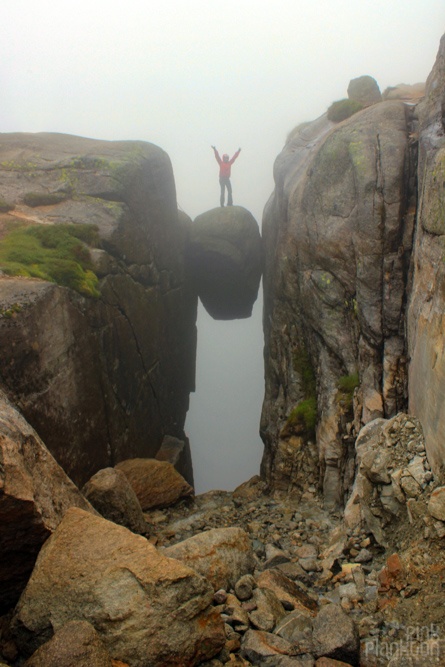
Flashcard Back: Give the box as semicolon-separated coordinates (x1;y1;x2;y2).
0;391;95;614
164;527;255;591
23;621;112;667
316;657;356;666
386;553;403;577
115;458;193;509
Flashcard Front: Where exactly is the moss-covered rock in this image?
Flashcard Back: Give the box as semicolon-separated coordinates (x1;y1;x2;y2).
327;99;363;123
23;191;71;207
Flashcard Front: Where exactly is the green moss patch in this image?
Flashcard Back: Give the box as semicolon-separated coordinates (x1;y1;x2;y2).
293;345;316;397
24;191;71;207
0;222;101;298
337;373;359;412
0;199;14;213
287;398;317;439
327;99;363;123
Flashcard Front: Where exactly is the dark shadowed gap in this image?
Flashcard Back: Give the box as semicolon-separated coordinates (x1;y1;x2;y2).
186;289;264;494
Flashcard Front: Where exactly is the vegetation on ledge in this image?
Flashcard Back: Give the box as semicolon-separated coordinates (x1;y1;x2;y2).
0;221;101;298
327;99;363;123
286;397;317;439
337;372;359;412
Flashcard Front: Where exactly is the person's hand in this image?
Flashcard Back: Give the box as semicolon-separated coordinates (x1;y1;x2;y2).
211;145;216;149
239;147;242;151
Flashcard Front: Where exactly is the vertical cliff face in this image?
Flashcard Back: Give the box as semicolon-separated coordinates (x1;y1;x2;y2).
0;133;197;486
261;101;417;507
407;35;445;479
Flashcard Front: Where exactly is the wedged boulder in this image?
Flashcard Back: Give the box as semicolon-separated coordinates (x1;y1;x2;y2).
164;526;255;591
186;206;262;320
23;620;112;667
11;508;225;666
81;467;147;534
0;391;95;614
115;457;193;509
347;75;382;106
0;132;197;487
312;604;359;665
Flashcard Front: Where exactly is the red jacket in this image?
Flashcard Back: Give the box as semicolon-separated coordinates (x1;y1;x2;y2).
213;148;240;178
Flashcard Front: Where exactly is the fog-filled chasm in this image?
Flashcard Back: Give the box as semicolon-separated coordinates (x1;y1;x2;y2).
186;292;264;493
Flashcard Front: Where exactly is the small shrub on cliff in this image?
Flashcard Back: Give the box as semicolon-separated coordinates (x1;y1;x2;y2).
337;373;359;412
327;99;363;123
0;222;100;298
286;398;317;439
293;346;316;397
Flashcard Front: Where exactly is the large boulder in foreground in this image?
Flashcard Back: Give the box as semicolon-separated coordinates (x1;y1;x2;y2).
12;508;225;667
0;391;95;614
164;526;255;591
115;458;194;509
186;206;262;319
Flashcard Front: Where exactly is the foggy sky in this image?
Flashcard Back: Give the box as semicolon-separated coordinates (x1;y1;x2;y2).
1;1;444;492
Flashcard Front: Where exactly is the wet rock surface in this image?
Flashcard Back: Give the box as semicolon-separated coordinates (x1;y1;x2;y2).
186;206;262;320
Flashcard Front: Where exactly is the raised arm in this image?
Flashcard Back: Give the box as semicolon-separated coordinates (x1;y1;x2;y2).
211;145;222;165
229;148;241;165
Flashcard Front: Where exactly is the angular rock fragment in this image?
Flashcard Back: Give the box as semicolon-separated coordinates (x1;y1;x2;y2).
240;629;298;663
249;588;286;632
428;486;445;522
312;604;359;664
256;570;318;615
164;526;255;591
186;206;262;320
22;621;112;667
81;467;147;534
0;391;95;614
115;458;193;509
11;508;225;666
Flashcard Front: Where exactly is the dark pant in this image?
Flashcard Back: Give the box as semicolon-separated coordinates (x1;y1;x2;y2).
219;177;233;206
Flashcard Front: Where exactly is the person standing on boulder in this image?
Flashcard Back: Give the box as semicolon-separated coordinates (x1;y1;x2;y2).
211;146;241;207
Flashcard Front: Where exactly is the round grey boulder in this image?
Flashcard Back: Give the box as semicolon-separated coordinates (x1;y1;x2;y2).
186;206;262;320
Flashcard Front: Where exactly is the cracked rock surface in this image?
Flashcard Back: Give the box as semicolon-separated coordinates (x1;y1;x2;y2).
261;99;416;508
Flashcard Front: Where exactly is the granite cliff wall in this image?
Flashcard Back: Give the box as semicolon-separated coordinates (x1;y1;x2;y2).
407;35;445;479
261;97;418;508
0;133;197;487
